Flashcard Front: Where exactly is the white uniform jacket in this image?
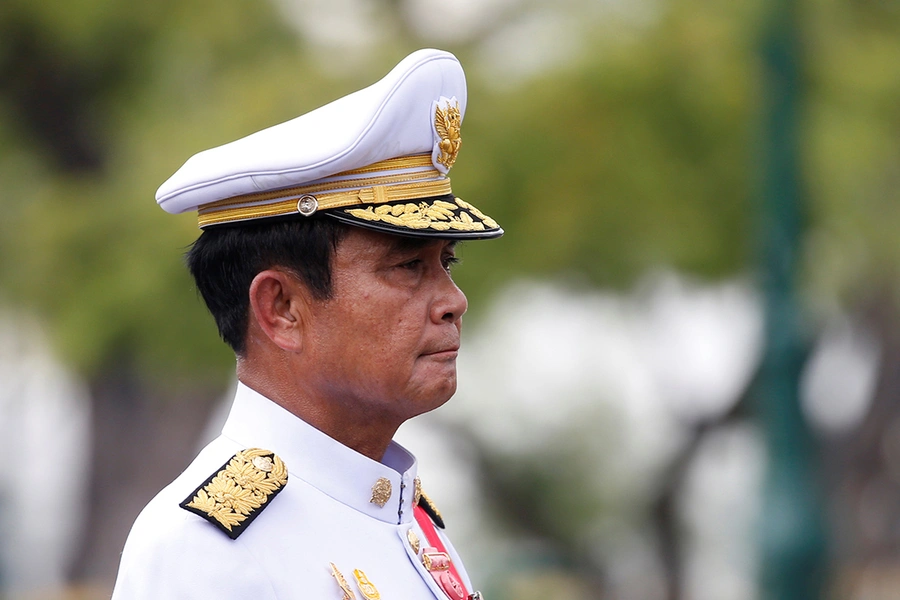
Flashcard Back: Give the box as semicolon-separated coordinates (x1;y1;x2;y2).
111;383;472;599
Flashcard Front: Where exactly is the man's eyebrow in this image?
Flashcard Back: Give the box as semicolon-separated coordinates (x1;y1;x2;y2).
384;237;458;256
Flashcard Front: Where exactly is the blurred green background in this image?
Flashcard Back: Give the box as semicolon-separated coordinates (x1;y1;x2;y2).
2;0;900;598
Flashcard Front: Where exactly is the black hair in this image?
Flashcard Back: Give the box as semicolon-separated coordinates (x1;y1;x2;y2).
186;217;350;355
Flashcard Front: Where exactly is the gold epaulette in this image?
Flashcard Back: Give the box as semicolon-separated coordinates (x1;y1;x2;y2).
417;489;445;529
179;448;288;539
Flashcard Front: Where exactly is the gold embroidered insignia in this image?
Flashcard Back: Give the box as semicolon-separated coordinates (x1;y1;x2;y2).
346;197;497;233
331;563;357;600
434;100;462;169
413;476;422;506
180;448;288;539
370;477;392;507
353;569;381;600
407;528;421;555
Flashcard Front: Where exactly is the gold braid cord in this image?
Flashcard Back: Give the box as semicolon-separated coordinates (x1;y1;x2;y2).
345;197;498;232
180;448;288;539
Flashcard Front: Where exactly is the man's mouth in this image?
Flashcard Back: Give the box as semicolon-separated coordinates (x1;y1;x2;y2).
421;344;460;358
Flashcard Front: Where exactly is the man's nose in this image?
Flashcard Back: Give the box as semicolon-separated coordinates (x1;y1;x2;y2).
433;276;468;324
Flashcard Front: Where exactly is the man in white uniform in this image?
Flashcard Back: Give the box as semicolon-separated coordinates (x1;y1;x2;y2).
111;49;500;599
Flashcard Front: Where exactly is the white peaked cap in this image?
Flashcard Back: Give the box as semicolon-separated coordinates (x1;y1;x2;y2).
156;49;502;239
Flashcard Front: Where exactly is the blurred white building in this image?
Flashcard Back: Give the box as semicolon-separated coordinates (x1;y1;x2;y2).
0;314;91;595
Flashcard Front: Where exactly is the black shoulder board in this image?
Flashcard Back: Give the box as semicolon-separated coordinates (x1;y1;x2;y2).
417;489;445;529
179;448;288;539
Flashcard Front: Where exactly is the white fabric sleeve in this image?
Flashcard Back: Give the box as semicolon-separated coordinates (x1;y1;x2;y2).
111;509;278;600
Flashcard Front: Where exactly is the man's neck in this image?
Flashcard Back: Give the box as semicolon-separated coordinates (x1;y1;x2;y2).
236;359;399;462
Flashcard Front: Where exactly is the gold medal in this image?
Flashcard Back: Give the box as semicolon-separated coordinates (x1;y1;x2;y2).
330;563;356;600
353;569;381;600
407;528;421;555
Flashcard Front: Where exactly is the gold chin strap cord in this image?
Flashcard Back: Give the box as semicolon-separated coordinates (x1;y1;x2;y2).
196;154;451;228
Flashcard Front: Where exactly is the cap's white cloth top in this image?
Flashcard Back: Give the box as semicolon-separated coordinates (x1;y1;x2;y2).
156;49;466;215
111;383;471;599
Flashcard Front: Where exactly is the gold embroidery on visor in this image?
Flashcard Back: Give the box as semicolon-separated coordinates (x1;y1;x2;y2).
346;197;498;233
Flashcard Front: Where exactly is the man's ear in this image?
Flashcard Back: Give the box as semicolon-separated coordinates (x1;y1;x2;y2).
247;269;311;353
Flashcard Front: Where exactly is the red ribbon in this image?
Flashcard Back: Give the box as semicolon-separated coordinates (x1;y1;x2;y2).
414;505;470;600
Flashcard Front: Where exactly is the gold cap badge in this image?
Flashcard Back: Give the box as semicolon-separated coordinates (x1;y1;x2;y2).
434;99;462;169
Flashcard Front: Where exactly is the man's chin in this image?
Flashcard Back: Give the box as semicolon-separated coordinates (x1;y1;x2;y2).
407;377;457;416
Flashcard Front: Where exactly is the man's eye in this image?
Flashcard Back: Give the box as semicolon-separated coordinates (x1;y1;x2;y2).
399;259;422;270
443;256;460;272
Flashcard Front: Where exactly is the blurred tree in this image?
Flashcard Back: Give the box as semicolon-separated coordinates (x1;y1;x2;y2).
0;0;764;591
798;0;900;593
451;0;761;303
0;0;318;582
2;0;900;593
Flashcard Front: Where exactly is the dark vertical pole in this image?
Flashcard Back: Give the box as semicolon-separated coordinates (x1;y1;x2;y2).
757;0;828;598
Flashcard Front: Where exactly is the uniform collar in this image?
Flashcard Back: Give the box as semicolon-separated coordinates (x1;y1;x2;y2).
221;382;419;525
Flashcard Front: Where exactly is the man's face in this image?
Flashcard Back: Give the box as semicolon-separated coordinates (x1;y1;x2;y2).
299;227;468;421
